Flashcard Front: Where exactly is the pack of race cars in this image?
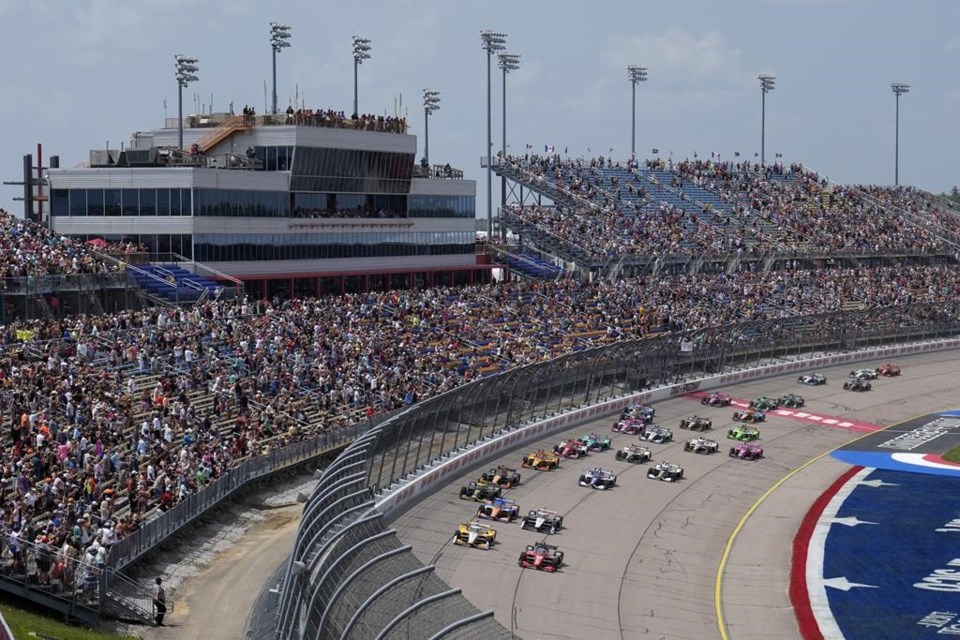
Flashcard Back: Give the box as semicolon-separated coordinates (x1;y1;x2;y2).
445;364;900;572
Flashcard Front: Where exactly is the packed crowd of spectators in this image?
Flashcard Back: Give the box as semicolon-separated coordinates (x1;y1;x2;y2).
290;207;406;220
0;211;120;278
3;261;960;595
0;155;959;599
280;106;407;133
501;154;952;260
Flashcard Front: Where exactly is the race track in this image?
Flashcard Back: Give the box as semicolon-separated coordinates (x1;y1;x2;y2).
391;349;960;639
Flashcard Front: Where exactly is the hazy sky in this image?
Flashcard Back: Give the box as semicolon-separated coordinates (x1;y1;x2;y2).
1;0;958;218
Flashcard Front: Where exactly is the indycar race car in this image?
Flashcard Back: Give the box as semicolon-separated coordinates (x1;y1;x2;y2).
776;393;805;408
518;542;564;572
701;391;733;407
521;449;560;470
640;425;674;444
876;363;901;377
684;436;720;454
459;481;502;502
611;418;645;435
580;432;612;451
843;378;872;392
479;465;521;488
554;438;588;459
727;425;761;442
621;402;656;423
578;467;617;490
646;461;684;482
797;372;827;385
729;442;764;460
679;415;713;431
615;443;652;463
521;508;564;534
849;368;879;380
477;498;520;522
732;409;766;423
453;521;497;549
749;396;779;411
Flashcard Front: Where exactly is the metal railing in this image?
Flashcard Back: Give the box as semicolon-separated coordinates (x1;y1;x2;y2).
273;299;960;639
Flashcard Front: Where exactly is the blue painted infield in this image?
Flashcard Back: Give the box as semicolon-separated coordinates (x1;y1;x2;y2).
822;468;960;639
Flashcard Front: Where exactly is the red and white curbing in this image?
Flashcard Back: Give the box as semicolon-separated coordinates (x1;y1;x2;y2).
690;393;884;432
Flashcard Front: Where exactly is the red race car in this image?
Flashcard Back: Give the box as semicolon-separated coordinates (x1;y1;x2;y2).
553;438;587;459
518;542;564;572
876;363;901;377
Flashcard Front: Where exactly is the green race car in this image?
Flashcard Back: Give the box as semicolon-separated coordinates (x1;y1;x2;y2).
749;396;779;411
727;425;761;442
580;432;612;451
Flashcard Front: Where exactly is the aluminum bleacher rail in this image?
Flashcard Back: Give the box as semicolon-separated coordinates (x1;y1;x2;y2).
273;300;960;639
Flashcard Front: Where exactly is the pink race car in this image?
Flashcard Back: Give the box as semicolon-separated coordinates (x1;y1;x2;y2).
701;392;732;407
612;418;645;435
729;443;764;460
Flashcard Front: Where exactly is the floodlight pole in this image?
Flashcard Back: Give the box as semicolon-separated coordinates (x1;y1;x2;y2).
891;82;910;186
175;54;199;151
627;66;647;161
481;31;506;239
352;36;371;117
270;23;292;115
758;74;776;165
498;53;519;223
423;89;440;166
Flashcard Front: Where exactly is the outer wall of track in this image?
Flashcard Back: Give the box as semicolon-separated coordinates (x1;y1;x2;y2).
390;349;959;639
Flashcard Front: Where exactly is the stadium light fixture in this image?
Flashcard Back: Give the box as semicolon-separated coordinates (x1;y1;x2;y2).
627;65;648;161
175;54;199;150
423;89;441;166
481;30;507;239
758;74;775;164
270;22;292;115
352;35;372;117
891;82;910;186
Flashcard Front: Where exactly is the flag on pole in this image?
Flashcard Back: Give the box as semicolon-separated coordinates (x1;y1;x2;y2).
775;152;783;158
544;144;555;153
734;152;740;157
564;146;568;154
652;148;659;154
525;143;532;149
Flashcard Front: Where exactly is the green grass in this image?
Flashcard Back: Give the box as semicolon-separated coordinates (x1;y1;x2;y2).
944;444;960;464
0;603;141;640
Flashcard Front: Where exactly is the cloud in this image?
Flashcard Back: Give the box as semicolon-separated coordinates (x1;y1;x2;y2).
604;28;753;92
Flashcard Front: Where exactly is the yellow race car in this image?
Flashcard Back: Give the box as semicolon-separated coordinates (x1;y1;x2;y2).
521;449;560;471
453;521;497;549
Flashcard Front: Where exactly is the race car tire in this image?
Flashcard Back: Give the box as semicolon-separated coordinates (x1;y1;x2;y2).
459;488;468;498
549;525;556;535
729;447;737;456
615;450;624;460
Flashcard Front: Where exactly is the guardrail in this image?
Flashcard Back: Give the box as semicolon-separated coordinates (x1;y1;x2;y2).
273;300;960;639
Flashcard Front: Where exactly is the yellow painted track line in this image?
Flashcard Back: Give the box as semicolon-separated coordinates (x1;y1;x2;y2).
714;413;924;639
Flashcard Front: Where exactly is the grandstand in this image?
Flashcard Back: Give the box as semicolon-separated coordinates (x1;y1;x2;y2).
491;155;960;280
2;147;960;635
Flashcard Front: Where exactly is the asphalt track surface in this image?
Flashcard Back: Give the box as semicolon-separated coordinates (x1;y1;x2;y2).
392;349;960;639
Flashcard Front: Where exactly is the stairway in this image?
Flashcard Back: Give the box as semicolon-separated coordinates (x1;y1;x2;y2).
129;264;224;305
194;115;251;153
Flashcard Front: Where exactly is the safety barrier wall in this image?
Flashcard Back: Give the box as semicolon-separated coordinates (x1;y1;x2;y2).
276;301;960;639
375;336;960;517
